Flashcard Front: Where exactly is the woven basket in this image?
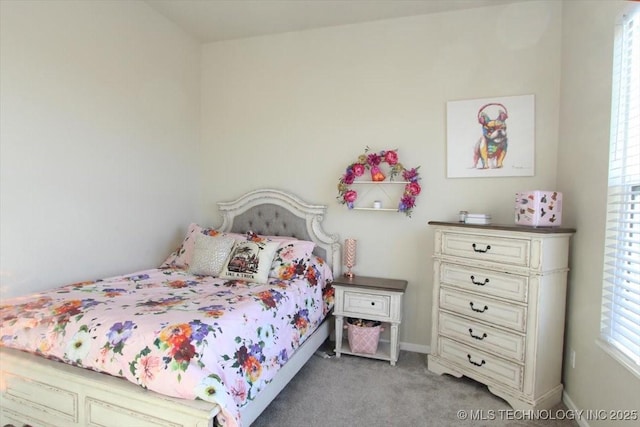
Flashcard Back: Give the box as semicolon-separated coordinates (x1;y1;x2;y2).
346;318;382;354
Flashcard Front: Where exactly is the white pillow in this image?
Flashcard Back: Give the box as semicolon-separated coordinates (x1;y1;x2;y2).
188;234;237;276
219;240;280;284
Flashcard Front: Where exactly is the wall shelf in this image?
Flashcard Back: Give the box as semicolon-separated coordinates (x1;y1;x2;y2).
352;207;398;212
337;148;421;216
347;181;408;211
349;181;410;185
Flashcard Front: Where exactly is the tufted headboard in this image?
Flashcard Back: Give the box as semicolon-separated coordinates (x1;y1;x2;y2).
217;189;341;277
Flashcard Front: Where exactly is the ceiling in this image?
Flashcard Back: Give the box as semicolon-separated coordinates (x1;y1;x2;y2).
146;0;523;43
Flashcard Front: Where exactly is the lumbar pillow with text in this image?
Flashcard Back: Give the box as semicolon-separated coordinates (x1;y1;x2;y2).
219;240;280;284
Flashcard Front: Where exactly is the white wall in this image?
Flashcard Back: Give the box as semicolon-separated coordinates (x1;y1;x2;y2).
558;1;640;423
3;0;636;418
200;1;563;350
0;0;201;297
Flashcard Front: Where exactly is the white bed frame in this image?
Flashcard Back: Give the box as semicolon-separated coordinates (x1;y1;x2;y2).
0;189;341;427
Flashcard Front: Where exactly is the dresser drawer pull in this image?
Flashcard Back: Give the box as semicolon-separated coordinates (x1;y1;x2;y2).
467;354;486;367
468;328;488;340
371;302;375;306
470;275;490;286
469;302;489;313
472;243;491;253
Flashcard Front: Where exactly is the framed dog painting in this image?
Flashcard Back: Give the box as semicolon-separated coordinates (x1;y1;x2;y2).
446;94;535;178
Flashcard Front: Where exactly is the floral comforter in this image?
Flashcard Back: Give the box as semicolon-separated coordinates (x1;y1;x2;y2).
0;259;334;427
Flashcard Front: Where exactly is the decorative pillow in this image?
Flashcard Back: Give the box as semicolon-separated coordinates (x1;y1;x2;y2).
188;234;237;276
161;223;245;269
219;240;280;284
243;231;316;279
269;240;316;279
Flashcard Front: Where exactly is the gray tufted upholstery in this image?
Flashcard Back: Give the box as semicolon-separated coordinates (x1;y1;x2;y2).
229;203;327;261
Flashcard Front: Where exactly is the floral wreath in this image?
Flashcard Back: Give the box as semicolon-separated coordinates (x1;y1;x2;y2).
337;147;421;217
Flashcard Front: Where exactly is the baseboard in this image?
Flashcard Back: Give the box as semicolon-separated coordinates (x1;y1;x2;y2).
562;391;590;427
358;338;430;354
400;341;430;354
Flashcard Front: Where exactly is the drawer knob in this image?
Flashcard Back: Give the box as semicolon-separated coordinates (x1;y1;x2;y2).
468;328;488;340
470;275;490;286
467;354;486;367
472;243;491;253
371;302;375;306
469;302;489;313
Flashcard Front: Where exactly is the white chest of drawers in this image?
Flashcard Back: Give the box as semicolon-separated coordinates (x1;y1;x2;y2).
427;221;575;410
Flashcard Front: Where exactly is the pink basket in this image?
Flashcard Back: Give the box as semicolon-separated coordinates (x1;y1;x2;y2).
346;320;381;355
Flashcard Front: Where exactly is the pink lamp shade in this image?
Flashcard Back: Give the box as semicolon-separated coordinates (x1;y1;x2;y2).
344;238;357;278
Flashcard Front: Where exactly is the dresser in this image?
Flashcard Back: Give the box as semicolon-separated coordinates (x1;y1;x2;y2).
427;221;575;410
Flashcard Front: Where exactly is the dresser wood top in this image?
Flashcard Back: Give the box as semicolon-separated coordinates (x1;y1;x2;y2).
428;221;576;234
332;275;408;293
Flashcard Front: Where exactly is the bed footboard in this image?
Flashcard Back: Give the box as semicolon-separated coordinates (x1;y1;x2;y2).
0;347;218;427
1;188;340;427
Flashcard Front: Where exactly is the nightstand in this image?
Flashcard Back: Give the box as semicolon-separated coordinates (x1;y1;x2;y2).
332;275;408;365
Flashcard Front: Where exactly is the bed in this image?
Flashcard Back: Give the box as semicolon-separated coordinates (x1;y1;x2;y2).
0;189;341;427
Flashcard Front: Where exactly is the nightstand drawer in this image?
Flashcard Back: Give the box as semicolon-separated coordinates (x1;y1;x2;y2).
440;287;527;332
343;291;391;318
438;312;525;361
440;263;528;303
441;232;530;267
438;337;523;390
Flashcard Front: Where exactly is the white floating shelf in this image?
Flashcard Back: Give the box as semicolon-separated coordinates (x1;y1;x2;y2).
352;208;398;212
350;181;410;184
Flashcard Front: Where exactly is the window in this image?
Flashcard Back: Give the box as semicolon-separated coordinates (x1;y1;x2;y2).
600;5;640;378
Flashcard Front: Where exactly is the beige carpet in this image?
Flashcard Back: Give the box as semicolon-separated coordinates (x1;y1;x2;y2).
251;342;578;427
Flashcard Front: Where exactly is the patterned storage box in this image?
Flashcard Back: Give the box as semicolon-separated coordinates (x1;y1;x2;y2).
515;191;562;226
346;319;381;354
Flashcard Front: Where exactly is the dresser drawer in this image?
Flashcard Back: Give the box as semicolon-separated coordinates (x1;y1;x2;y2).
343;291;391;318
441;263;528;303
441;232;530;267
438;337;523;390
438;312;525;361
440;287;527;332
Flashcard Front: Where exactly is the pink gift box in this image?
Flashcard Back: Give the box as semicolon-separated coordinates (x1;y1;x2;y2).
515;191;562;226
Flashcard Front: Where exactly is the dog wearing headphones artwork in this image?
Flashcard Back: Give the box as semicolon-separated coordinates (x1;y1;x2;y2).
473;103;509;169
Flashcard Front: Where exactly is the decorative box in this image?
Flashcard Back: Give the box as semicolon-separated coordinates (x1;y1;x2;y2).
515;191;562;226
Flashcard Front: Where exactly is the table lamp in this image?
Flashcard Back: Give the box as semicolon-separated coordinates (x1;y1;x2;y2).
344;238;357;279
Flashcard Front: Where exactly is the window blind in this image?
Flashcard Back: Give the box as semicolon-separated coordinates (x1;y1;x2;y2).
601;6;640;376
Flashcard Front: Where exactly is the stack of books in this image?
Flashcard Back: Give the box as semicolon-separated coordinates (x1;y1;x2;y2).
465;213;492;225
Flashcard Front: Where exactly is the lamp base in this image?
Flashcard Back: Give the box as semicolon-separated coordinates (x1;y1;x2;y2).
343;271;355;279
